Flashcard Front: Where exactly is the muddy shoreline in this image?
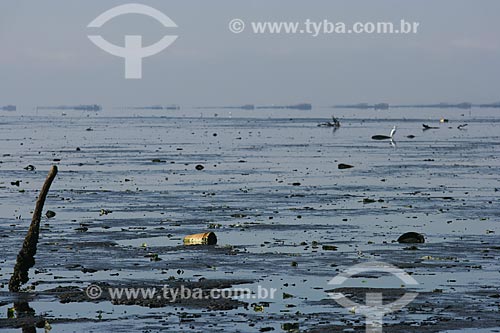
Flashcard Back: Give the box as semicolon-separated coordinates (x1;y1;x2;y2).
1;109;499;332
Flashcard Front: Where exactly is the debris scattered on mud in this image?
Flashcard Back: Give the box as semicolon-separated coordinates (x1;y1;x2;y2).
422;124;439;130
317;116;341;128
184;232;217;245
99;209;112;216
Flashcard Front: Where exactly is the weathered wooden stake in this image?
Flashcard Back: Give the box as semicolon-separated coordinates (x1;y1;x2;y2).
9;165;58;292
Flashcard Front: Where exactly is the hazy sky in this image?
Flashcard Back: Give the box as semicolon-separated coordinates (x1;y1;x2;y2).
1;0;500;107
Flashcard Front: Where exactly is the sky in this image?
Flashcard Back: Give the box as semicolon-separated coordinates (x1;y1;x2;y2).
1;0;500;108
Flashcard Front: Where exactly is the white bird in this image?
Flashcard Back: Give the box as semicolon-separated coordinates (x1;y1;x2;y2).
372;125;398;141
390;125;397;138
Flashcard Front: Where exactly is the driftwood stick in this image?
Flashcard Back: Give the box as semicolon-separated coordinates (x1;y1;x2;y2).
9;165;58;292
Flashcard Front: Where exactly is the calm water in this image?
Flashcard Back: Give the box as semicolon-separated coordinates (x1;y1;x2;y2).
0;107;499;332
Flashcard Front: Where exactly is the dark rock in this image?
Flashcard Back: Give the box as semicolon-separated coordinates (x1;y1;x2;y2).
282;323;299;331
338;163;353;169
371;135;391;140
398;232;425;244
195;164;205;170
45;210;56;218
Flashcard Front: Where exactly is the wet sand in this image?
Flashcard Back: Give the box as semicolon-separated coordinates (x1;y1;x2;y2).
0;107;499;332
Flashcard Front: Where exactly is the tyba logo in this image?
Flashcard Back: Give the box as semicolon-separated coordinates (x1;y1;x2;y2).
88;3;178;79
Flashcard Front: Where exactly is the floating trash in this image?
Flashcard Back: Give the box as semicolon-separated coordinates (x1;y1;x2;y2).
317;116;341;128
183;232;217;245
422;124;439;130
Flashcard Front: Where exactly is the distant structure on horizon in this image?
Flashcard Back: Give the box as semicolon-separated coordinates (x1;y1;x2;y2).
393;102;472;109
197;103;311;111
478;102;500;108
124;105;180;110
237;104;255;110
36;104;102;111
1;105;16;111
257;103;312;111
333;102;480;110
333;103;389;110
195;105;255;110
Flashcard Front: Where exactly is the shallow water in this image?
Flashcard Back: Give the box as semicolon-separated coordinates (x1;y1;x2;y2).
0;107;499;332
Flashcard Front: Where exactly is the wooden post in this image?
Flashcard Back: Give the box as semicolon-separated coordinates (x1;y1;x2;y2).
9;166;58;292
